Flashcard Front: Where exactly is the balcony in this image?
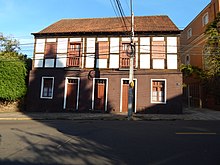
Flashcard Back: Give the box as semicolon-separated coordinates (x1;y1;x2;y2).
67;56;80;68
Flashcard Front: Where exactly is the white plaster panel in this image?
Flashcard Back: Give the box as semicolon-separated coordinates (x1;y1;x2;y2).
167;54;177;69
152;37;164;41
96;59;108;68
153;59;164;69
56;54;67;68
167;37;177;53
70;38;82;42
85;54;95;68
87;38;96;53
34;54;44;67
140;37;150;53
35;39;45;53
97;38;108;42
122;37;130;42
140;54;150;69
109;54;119;68
110;38;119;53
57;38;68;53
45;59;55;68
47;38;56;42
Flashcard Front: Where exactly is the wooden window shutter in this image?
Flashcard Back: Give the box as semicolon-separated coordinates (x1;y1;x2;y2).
45;42;57;58
97;41;109;59
152;41;166;59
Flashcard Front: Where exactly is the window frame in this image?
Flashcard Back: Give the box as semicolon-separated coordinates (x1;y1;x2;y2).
202;12;209;26
67;42;82;67
187;28;192;39
40;77;54;99
151;79;167;104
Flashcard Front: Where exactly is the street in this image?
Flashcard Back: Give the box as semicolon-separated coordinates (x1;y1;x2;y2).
0;120;220;165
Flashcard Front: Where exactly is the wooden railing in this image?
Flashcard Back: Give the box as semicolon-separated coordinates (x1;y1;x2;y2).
67;56;80;67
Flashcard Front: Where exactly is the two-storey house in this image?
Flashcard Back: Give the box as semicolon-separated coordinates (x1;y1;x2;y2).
27;16;182;113
180;0;220;109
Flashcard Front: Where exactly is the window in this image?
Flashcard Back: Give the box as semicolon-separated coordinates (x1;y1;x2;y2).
202;13;209;26
67;42;82;67
185;54;190;65
187;28;192;39
151;80;166;103
96;41;109;59
152;41;166;59
45;42;57;58
120;42;136;68
41;77;54;99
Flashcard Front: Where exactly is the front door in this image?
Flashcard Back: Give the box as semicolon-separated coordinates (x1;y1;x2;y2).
65;79;79;110
94;79;107;111
121;79;136;113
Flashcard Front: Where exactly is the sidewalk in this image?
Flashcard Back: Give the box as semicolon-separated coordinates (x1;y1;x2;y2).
0;108;220;121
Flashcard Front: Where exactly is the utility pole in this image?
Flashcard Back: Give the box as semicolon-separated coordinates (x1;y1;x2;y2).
128;0;135;120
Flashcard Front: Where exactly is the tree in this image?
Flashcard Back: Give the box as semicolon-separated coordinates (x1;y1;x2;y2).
0;33;20;53
203;13;220;102
0;33;27;102
204;13;220;77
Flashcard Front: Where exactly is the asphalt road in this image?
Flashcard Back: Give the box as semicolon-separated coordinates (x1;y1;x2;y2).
0;120;220;165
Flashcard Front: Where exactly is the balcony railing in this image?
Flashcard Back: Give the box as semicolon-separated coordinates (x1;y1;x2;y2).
67;56;80;67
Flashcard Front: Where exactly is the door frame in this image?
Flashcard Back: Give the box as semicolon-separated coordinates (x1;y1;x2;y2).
92;78;108;111
120;78;137;113
63;77;80;110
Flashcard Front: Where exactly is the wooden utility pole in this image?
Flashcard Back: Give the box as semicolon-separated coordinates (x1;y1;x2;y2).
128;0;135;120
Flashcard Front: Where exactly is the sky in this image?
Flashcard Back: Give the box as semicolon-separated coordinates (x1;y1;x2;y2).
0;0;211;57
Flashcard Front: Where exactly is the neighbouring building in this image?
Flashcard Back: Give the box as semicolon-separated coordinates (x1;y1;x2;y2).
180;0;220;110
27;16;182;114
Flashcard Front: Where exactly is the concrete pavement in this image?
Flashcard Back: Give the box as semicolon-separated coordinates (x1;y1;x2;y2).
0;107;220;121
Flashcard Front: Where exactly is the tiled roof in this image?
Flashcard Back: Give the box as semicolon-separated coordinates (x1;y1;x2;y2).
34;16;179;34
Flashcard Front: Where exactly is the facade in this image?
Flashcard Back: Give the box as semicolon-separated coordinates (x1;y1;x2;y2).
180;0;220;68
180;0;220;109
27;16;182;113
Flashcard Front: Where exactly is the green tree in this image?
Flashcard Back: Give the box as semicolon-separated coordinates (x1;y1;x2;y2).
0;34;27;102
204;13;220;77
203;13;220;101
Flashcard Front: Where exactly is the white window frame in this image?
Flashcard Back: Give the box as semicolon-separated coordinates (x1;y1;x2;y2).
187;28;192;39
151;79;167;104
185;54;190;65
202;12;209;26
40;77;54;99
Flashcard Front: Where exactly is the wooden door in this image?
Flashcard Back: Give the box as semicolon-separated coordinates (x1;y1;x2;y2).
122;80;129;112
122;80;135;113
94;79;106;111
66;79;78;110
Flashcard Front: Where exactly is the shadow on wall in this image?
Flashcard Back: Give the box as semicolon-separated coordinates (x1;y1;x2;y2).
137;94;183;114
25;67;115;113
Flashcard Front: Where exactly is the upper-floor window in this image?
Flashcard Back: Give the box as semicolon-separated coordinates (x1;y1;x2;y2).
152;41;166;59
96;41;109;59
202;13;209;26
67;42;82;67
185;54;190;65
187;28;192;39
119;42;136;68
45;42;57;58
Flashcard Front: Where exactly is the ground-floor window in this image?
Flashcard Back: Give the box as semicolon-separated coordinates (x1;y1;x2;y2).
40;77;54;99
151;79;166;103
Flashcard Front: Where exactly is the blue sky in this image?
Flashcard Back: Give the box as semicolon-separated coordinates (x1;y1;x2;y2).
0;0;210;57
